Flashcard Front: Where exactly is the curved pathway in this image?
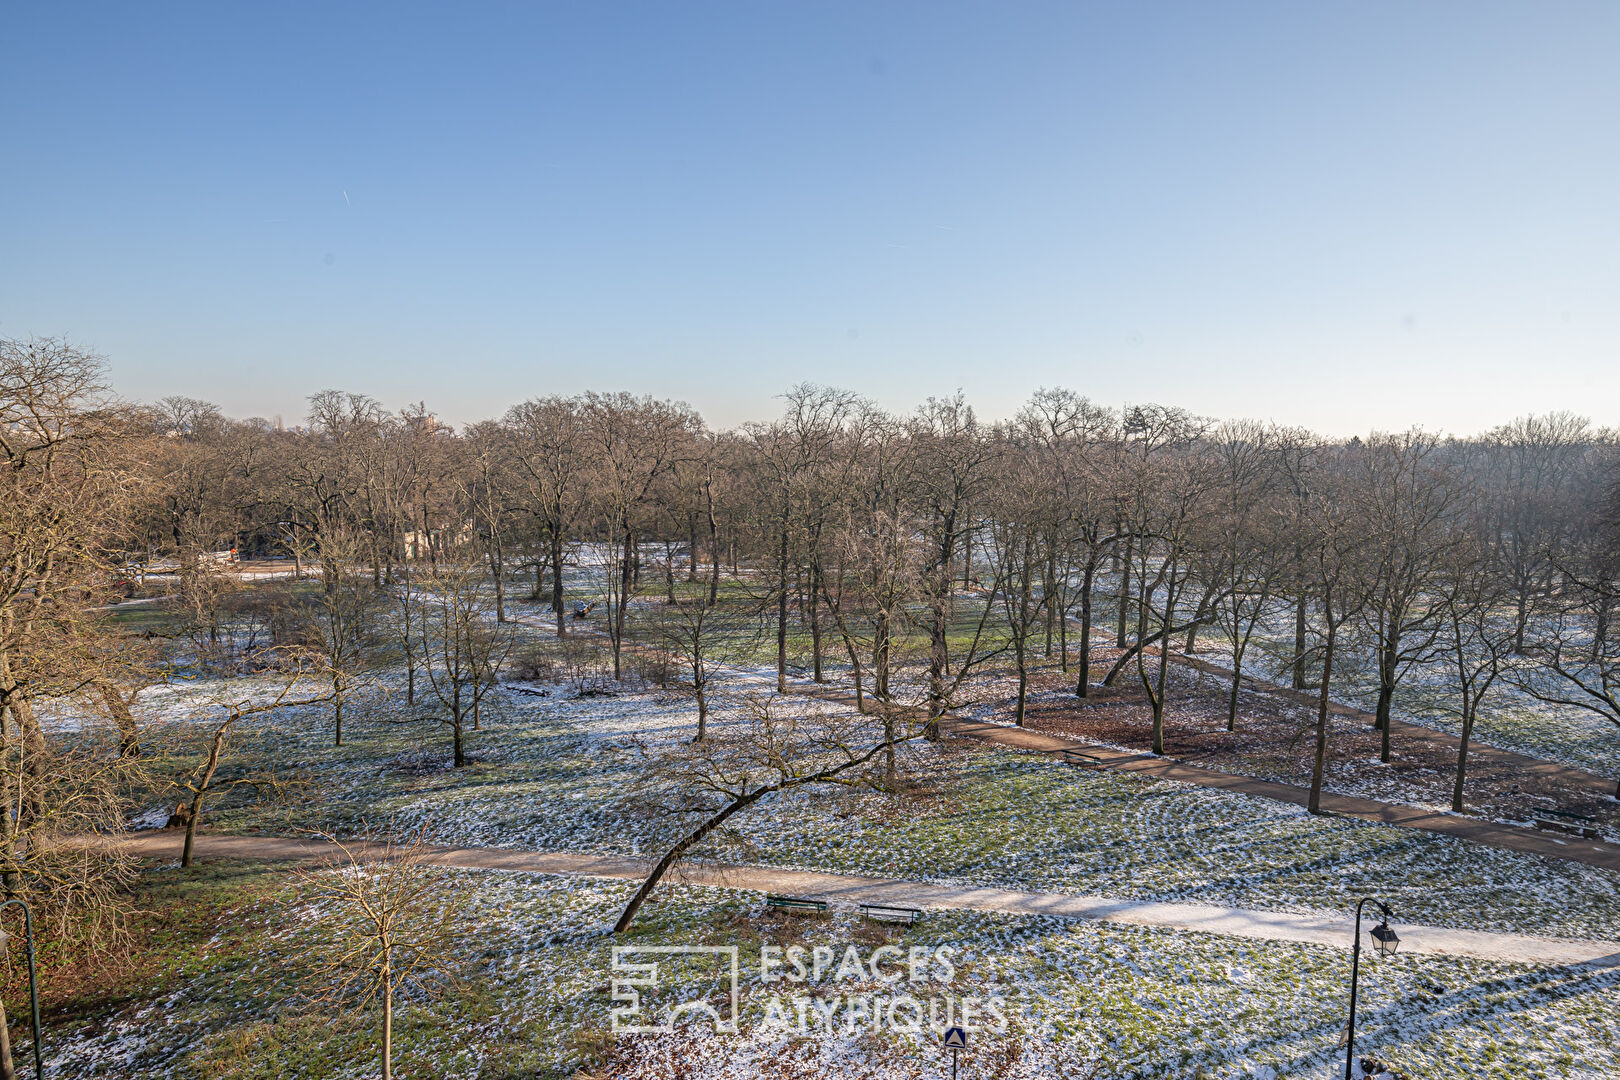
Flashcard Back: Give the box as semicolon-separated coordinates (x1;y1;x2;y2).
1168;650;1618;798
939;716;1620;871
514;612;1620;870
107;831;1620;968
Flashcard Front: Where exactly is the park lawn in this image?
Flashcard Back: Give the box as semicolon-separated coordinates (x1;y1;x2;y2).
121;667;1620;941
38;860;1620;1080
1199;625;1620;783
98;603;183;635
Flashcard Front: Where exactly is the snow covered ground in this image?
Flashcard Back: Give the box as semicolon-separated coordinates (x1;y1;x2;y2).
45;869;1620;1080
58;574;1620;1079
118;656;1620;942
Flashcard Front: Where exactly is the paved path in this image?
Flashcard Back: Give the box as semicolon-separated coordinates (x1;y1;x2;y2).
940;717;1620;872
109;831;1620;968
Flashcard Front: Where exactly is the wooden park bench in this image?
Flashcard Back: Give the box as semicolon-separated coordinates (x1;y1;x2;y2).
859;902;923;925
1533;807;1601;839
1058;747;1109;766
765;894;828;916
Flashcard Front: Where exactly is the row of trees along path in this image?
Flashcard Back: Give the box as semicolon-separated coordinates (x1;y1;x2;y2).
513;609;1620;872
1168;649;1619;800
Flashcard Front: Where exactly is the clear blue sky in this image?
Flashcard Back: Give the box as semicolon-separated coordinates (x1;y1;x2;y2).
4;2;1616;434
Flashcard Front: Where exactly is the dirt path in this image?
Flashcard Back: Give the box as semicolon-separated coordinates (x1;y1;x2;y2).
509;611;1620;870
107;831;1620;968
940;716;1620;871
1168;650;1618;798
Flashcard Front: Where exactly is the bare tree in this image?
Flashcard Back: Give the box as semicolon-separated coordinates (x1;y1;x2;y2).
613;692;923;933
579;393;703;679
503;396;587;635
1208;421;1286;730
412;557;514;767
1301;463;1369;815
1515;556;1620;798
170;658;331;867
305;533;385;746
1480;413;1595;652
1113;407;1214;753
985;426;1049;726
908;394;999;728
1013;389;1121;698
0;338;146;934
1347;431;1465;763
296;830;466;1080
651;592;753;742
1437;534;1514;812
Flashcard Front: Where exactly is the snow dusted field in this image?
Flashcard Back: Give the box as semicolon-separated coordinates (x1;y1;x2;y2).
46;868;1620;1080
1199;631;1620;781
125;658;1620;941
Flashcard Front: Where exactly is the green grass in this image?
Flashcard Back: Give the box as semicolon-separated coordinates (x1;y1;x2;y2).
99;602;182;635
42;860;1620;1080
131;664;1620;941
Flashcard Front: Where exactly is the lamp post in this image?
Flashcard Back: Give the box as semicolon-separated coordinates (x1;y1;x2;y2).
1344;897;1399;1080
0;899;43;1080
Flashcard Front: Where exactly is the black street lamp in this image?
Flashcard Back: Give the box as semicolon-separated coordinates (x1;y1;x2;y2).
0;899;44;1080
1344;897;1400;1080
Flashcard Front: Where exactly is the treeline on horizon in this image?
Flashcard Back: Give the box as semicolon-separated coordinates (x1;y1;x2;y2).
131;339;1619;743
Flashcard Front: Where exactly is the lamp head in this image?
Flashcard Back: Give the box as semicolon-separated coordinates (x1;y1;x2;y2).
1370;920;1400;957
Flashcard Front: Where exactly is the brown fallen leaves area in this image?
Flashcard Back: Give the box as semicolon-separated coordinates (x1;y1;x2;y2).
1014;648;1619;833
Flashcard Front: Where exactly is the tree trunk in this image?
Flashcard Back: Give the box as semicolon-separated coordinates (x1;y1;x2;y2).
1513;588;1530;654
1057;554;1069;673
382;976;393;1080
1075;558;1096;697
1042;550;1056;658
1014;632;1028;728
809;551;825;683
550;527;567;637
1144;578;1177;756
694;672;707;742
183;724;228;869
687;511;700;583
706;480;721;607
1452;703;1474;814
1115;535;1132;648
926;518;955;735
873;611;891;703
1102;616;1206;686
613;785;773;933
614;524;633;680
776;525;789;693
1308;604;1337;815
1375;683;1394;763
1293;595;1309;690
490;532;506;623
1227;655;1242;732
98;681;141;757
0;996;14;1080
663;541;676;604
1015;540;1034;725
